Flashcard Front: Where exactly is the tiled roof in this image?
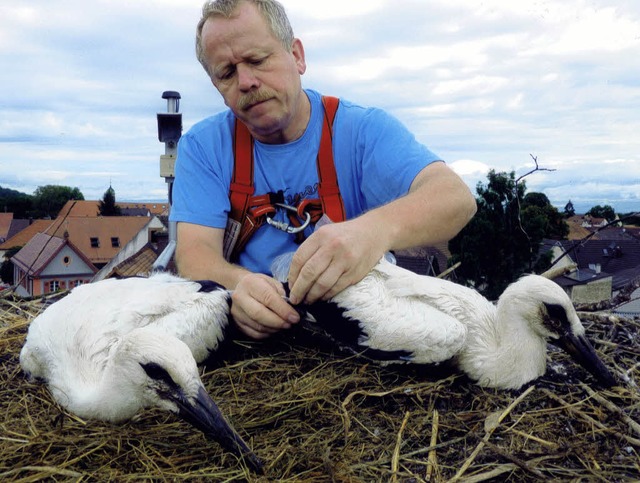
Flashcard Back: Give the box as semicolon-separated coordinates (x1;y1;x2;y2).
56;200;169;218
45;216;152;265
12;233;66;275
394;243;451;276
0;220;54;250
57;200;101;217
117;202;169;216
552;238;640;290
0;213;13;240
7;219;31;240
565;216;595;240
12;232;97;276
108;245;159;278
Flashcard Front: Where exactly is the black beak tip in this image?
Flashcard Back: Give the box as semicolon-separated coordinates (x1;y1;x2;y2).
245;454;265;474
596;369;617;389
555;333;617;389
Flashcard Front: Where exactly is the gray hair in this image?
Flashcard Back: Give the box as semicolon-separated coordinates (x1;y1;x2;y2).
196;0;295;76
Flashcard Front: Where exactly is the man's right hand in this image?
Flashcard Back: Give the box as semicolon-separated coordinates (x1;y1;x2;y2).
231;273;301;339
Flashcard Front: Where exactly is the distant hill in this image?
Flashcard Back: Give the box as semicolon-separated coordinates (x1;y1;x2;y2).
0;186;33;218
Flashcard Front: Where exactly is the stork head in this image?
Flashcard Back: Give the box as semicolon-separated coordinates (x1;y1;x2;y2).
115;329;263;473
500;275;616;388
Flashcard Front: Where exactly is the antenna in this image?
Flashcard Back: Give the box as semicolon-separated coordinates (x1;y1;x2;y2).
154;90;182;271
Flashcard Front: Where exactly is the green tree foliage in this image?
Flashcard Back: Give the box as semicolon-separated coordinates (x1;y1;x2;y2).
0;246;21;284
98;186;122;216
586;204;616;221
0;186;33;218
33;185;84;218
448;170;567;300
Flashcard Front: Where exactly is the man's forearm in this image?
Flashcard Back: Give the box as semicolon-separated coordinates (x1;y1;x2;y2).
358;162;476;252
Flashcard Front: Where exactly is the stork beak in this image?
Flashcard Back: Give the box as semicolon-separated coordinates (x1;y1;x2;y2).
552;332;616;388
175;386;264;473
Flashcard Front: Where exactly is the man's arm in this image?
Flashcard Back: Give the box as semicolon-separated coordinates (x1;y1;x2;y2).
175;222;300;339
287;161;477;304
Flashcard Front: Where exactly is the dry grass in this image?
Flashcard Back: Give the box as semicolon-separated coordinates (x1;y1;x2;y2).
1;294;639;482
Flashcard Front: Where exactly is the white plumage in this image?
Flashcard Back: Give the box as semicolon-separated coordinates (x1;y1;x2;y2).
275;256;616;390
20;273;263;473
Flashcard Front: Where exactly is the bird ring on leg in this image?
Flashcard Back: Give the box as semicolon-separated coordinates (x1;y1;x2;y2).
265;203;312;234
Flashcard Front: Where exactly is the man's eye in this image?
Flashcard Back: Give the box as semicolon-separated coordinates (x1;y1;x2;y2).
220;71;234;80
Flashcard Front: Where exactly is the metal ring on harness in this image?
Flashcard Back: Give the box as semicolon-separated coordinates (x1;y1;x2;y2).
265;203;312;234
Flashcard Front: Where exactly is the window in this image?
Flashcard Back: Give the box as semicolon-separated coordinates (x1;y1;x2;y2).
111;237;120;248
90;237;100;248
63;255;71;266
49;280;60;292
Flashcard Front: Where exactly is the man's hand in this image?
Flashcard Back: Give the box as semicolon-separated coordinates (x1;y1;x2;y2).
287;218;386;305
231;273;301;339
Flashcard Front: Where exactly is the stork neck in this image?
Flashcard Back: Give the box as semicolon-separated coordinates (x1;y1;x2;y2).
457;304;548;389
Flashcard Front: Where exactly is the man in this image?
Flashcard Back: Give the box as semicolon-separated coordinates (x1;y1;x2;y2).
170;0;477;339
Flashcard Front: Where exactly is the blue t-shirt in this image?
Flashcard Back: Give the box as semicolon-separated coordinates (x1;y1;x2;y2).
170;89;441;274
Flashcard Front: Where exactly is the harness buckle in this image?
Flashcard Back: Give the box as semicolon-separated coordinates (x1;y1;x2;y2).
265;203;312;234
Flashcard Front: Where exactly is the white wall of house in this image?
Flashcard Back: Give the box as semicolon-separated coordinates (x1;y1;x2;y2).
570;276;613;305
40;245;93;277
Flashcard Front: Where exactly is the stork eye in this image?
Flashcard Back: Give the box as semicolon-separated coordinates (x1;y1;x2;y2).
140;362;176;387
543;302;568;333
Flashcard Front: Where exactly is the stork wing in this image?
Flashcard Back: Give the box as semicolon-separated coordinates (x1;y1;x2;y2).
329;264;468;364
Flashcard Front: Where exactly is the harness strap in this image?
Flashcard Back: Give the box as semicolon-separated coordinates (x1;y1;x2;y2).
226;96;345;262
316;95;346;224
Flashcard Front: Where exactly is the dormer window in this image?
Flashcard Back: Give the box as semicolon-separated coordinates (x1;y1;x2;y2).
90;237;100;248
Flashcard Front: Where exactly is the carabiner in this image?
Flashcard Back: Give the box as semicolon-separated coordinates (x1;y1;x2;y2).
265;203;312;234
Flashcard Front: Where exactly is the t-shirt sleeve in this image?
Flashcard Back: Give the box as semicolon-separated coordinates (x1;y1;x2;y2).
355;107;442;209
168;129;231;228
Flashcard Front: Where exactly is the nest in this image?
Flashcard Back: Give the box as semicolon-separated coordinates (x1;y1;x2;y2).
1;294;639;482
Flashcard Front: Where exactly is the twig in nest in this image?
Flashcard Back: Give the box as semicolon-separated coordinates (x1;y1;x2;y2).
426;408;440;481
482;439;546;478
542;388;640;447
449;385;536;482
579;383;640;437
391;411;410;483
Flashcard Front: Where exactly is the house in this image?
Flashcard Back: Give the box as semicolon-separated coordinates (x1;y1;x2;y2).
394;243;451;277
0;219;54;258
7;198;168;296
0;213;13;243
92;219;170;281
117;202;169;216
44;215;162;269
545;238;640;304
54;200;169;218
11;232;97;297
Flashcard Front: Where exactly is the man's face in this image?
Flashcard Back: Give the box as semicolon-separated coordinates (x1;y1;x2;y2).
200;2;307;143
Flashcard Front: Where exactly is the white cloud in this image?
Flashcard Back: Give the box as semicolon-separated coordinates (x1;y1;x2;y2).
0;0;638;215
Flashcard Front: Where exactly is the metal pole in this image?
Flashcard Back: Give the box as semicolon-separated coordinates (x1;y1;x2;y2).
153;91;182;271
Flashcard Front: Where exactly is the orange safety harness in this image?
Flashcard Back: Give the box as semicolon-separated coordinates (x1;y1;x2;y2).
223;96;346;262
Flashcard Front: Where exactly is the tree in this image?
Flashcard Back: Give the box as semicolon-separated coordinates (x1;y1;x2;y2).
523;192;569;240
1;246;21;284
0;186;33;218
448;170;564;300
32;185;84;218
587;204;616;221
98;185;122;216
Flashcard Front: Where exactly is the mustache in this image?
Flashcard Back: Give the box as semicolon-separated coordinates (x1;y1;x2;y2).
236;89;277;111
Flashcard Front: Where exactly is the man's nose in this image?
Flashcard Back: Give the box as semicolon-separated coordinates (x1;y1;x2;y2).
237;63;259;91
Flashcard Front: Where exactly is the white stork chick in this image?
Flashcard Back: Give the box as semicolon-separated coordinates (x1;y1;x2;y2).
273;255;616;390
20;273;263;473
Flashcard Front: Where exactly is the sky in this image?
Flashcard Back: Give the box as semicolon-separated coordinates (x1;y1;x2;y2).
1;0;639;215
